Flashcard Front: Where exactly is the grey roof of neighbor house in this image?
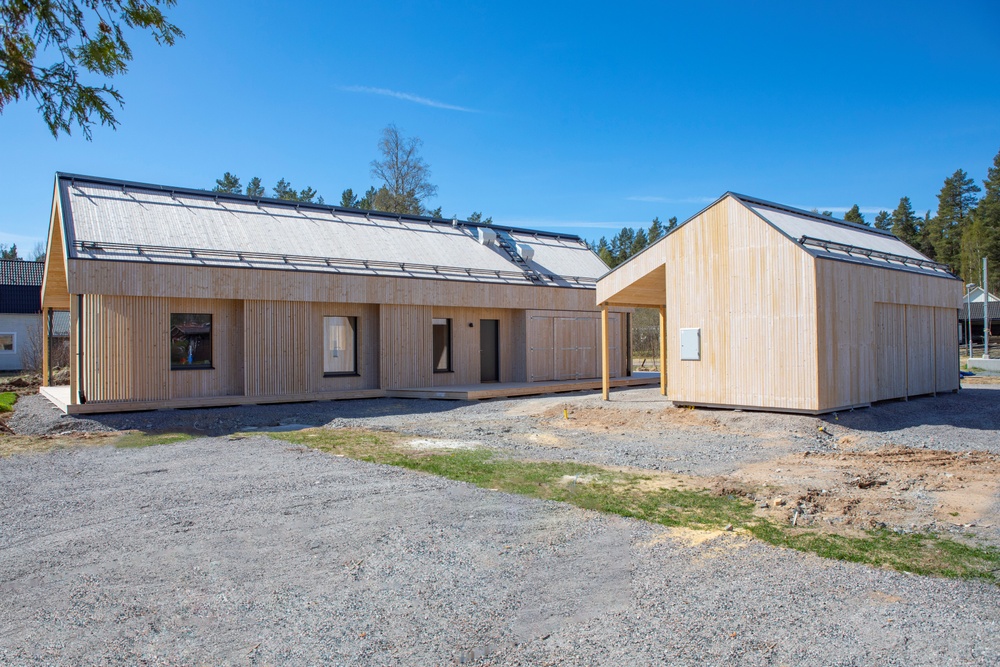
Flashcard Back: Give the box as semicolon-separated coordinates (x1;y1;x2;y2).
58;174;609;287
733;194;954;278
0;259;44;314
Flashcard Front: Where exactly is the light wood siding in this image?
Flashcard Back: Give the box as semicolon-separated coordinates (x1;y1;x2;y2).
41;193;71;310
935;308;960;392
429;308;525;386
243;300;308;397
379;304;432;389
79;295;170;403
816;259;961;408
312;303;380;392
526;310;624;381
874;303;907;401
665;197;819;411
67;260;600;312
906;306;936;396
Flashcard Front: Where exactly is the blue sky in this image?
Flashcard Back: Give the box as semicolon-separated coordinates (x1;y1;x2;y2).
2;0;999;253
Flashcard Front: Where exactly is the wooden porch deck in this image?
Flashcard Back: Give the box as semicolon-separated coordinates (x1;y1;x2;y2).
38;374;660;414
388;373;660;400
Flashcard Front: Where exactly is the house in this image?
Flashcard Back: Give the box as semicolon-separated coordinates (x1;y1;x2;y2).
964;286;999;304
39;173;648;414
0;260;44;372
595;193;962;414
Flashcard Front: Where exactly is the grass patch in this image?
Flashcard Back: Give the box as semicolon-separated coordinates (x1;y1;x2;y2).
270;427;1000;584
114;432;193;449
0;392;17;412
749;523;1000;583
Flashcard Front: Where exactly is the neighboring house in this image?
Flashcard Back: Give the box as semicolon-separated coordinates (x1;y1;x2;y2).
958;301;1000;341
596;193;962;414
40;173;642;414
964;286;999;304
0;260;44;372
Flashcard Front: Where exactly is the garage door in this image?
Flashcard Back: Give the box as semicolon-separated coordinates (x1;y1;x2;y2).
528;312;622;382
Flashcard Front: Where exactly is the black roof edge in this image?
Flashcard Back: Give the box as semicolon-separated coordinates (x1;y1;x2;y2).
55;172;583;242
727;192;897;238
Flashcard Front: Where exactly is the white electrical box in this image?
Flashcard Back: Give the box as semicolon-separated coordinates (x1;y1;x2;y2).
679;327;701;361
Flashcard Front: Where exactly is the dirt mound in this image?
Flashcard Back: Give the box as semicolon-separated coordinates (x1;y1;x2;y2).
716;447;1000;535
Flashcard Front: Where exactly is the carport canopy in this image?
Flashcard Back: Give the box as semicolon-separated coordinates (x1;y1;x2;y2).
595;246;668;400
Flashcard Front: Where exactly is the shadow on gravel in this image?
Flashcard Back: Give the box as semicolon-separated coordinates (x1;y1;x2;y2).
820;387;1000;433
57;397;478;437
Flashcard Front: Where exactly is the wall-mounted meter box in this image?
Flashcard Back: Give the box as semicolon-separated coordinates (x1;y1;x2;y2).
679;327;701;361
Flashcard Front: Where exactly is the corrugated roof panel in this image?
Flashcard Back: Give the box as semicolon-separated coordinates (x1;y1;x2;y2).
62;179;608;285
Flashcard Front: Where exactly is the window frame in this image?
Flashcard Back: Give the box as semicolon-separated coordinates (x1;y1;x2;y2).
432;317;453;373
0;332;14;354
169;313;214;371
322;315;359;377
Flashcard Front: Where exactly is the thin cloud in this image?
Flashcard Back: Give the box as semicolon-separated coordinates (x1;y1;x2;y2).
341;86;477;113
626;195;715;204
803;206;891;215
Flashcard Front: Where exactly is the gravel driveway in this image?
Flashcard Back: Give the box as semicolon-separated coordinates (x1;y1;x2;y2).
1;436;997;665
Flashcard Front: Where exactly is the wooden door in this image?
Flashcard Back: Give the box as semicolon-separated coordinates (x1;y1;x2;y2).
906;305;936;396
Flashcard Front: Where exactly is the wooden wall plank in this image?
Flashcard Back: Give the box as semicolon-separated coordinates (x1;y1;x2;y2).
874;303;907;401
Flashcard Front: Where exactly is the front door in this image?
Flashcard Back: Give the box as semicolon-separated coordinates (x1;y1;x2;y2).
480;319;499;382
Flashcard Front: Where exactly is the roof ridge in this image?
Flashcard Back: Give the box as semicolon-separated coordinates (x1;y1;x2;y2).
727;192;896;238
55;171;581;242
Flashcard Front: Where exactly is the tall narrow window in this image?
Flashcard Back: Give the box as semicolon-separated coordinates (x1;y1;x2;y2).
324;316;357;375
170;314;213;369
433;318;452;372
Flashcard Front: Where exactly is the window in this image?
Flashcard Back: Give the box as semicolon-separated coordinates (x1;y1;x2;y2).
170;314;213;370
433;318;452;372
0;333;13;353
323;316;357;375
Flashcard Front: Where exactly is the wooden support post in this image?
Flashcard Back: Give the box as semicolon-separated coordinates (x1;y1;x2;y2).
659;305;667;396
69;296;78;404
42;308;51;387
601;306;610;401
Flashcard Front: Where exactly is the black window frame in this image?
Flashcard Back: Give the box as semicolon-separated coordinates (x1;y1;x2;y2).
322;315;360;377
432;317;452;373
170;313;214;371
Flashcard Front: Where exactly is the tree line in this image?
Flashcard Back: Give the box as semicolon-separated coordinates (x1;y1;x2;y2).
211;125;492;224
593;147;1000;292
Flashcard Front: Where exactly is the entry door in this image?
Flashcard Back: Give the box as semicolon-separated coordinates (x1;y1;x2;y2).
480;319;500;382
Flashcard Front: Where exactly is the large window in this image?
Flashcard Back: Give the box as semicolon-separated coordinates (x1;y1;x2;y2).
170;314;213;370
0;333;13;353
433;318;452;372
323;316;357;375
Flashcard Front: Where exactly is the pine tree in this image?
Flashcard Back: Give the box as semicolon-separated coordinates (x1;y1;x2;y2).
212;172;242;194
890;197;921;249
273;178;297;201
873;210;891;230
298;186;318;203
246;177;264;198
0;244;19;260
666;216;678;232
927;169;980;272
970;147;1000;291
843;204;866;225
595;237;613;266
467;212;493;225
648;217;665;244
340;188;359;207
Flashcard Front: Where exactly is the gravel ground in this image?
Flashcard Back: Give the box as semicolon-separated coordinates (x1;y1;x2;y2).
1;437;997;666
15;383;1000;477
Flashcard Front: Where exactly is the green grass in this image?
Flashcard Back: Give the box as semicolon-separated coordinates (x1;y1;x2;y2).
270;427;1000;583
114;432;193;449
0;392;17;412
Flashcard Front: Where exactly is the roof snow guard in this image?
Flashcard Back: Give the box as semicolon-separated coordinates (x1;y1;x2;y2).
57;173;609;288
732;193;956;278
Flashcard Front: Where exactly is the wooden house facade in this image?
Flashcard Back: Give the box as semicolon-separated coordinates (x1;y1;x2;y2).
41;174;636;414
596;193;963;414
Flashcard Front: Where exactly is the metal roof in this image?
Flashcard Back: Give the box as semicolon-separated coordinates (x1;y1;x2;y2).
58;174;608;287
959;301;1000;321
733;194;954;278
0;260;44;286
